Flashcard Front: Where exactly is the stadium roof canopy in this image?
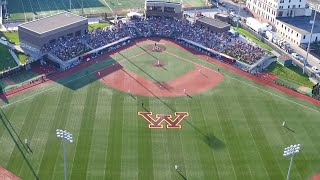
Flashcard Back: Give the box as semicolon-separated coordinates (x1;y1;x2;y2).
196;17;229;29
127;12;142;18
19;11;87;34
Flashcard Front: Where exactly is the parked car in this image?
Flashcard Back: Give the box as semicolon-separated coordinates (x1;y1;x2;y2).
291;52;300;59
311;66;320;73
229;8;235;13
297;56;305;62
299;44;307;50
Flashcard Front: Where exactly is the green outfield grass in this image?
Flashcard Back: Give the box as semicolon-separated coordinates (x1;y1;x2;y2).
88;23;110;32
0;44;18;72
7;0;206;20
266;62;314;88
0;40;320;180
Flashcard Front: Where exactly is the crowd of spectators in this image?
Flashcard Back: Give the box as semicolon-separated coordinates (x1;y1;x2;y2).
42;16;268;64
41;36;90;61
86;20;136;49
222;39;267;64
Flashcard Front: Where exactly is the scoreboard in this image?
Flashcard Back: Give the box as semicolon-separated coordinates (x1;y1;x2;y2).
145;0;183;18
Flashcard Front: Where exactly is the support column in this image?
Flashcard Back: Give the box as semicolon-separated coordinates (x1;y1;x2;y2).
0;3;3;25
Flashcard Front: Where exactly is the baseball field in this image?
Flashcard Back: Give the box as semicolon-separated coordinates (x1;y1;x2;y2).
0;38;320;180
7;0;206;20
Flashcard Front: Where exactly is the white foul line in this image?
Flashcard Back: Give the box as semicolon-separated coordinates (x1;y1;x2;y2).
164;51;320;113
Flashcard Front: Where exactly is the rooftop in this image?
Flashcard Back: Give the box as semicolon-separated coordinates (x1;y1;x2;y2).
19;11;87;34
277;11;320;34
196;16;229;28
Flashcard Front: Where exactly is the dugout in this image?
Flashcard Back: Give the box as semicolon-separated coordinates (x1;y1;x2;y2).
145;0;183;18
18;11;88;50
195;17;230;33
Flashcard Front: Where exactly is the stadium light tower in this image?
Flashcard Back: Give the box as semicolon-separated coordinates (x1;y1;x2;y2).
283;144;301;180
56;129;73;180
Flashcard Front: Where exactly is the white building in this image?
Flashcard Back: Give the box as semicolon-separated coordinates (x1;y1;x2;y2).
246;0;320;45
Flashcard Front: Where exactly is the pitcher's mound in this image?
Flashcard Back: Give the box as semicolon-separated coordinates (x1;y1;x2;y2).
151;61;165;67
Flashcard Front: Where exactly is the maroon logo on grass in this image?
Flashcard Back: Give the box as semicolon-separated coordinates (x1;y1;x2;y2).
138;112;189;129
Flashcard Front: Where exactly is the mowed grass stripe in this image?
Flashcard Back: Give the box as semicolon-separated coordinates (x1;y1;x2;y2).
6;94;47;176
187;95;220;179
0;106;18;166
236;86;285;179
214;92;252;179
86;84;113;179
199;91;236;180
0;105;30;172
224;90;269;179
224;81;269;179
137;96;154;180
180;98;205;179
104;91;124;179
52;87;88;180
37;87;74;179
120;95;139;180
150;98;172;180
70;82;99;180
198;93;231;179
165;110;186;179
259;94;304;179
294;109;320;179
18;89;61;179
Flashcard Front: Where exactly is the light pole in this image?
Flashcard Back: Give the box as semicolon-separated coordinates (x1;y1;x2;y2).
56;129;73;180
283;144;301;180
237;3;241;29
69;0;72;12
303;10;316;74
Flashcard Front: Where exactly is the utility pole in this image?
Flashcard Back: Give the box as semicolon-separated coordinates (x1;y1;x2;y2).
69;0;72;12
237;3;241;29
81;0;84;16
304;10;316;74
